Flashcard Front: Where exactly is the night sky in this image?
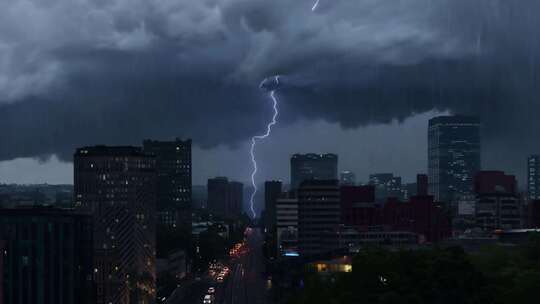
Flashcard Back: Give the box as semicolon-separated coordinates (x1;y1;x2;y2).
1;0;539;186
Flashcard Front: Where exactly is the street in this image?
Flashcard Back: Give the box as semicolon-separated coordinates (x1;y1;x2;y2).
217;228;268;304
168;227;269;304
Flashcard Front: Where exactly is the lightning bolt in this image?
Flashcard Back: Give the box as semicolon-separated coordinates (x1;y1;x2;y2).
312;0;320;11
249;76;280;218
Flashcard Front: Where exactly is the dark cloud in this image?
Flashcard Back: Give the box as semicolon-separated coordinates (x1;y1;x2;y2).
0;0;539;176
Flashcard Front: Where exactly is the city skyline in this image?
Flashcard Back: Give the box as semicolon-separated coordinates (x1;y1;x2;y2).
4;111;535;188
2;2;540;303
2;1;540;188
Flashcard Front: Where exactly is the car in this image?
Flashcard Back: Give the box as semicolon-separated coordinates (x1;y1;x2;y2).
208;287;215;294
203;294;213;304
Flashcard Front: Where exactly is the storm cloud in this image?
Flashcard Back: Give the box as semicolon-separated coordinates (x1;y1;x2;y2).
1;0;539;174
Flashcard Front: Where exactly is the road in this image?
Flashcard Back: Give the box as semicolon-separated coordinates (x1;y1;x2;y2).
215;229;267;304
169;227;269;304
217;228;268;304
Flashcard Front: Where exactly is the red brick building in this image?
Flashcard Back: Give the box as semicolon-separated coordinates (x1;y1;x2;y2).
340;185;451;242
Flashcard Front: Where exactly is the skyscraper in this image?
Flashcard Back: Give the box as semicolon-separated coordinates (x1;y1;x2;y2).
297;180;340;256
74;146;157;304
275;197;299;256
207;177;244;219
290;154;338;190
143;139;192;227
0;207;94;304
207;177;229;217
264;181;283;233
340;170;356;186
428;116;481;203
527;155;540;200
228;181;244;218
369;173;403;202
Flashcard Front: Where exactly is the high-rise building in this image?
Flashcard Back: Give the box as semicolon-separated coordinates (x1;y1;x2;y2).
74;146;157;304
228;181;244;217
143;139;191;227
207;177;229;217
297;180;340;256
264;181;283;233
474;171;521;230
428;115;481;203
275;197;299;256
0;207;94;304
369;173;403;202
527;155;540;200
290;154;338;190
207;177;243;219
340;171;356;186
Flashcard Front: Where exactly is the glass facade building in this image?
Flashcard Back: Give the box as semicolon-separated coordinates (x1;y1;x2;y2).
528;155;540;200
290;154;338;190
428;116;481;203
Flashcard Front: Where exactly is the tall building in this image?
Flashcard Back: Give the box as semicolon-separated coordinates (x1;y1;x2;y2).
275;197;299;256
74;146;157;304
297;180;340;256
207;177;243;219
290;154;338;190
0;207;94;304
264;181;283;233
340;171;356;186
428;116;481;203
228;181;244;218
207;177;229;217
143;139;191;227
369;173;403;202
527;155;540;200
474;171;521;230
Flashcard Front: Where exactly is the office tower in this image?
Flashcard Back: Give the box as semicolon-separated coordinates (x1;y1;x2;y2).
527;155;540;200
340;170;356;186
369;173;403;201
207;177;229;217
428;116;481;203
290;154;338;190
74;146;157;304
474;171;521;230
228;181;244;217
416;174;428;196
275;197;299;256
207;177;243;219
264;181;283;232
0;208;94;304
143;139;191;227
297;180;340;256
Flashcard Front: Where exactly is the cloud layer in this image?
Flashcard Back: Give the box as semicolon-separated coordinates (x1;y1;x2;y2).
1;0;539;173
